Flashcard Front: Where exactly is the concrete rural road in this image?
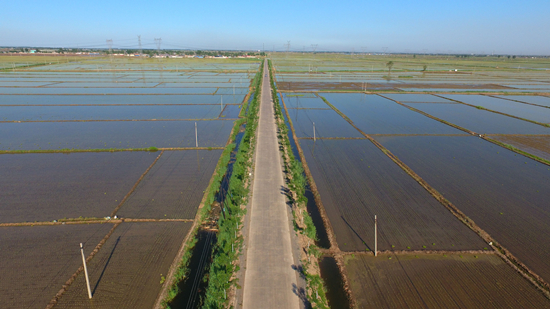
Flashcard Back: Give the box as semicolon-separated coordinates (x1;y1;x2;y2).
241;61;301;308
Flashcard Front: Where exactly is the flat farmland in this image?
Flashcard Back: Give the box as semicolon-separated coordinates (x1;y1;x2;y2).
383;93;453;103
375;136;550;282
0;120;233;150
346;253;550;308
0;152;157;223
403;102;550;134
0;94;246;105
282;93;330;109
0;105;225;121
442;94;550;124
495;95;550;108
0;87;219;95
287;108;363;138
300;139;486;251
491;135;550;161
55;222;192;309
119;150;223;219
320;93;462;134
0;224;113;308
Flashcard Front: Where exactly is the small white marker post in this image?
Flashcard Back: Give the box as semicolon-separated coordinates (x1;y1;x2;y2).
374;215;378;257
195;122;198;147
313;122;316;142
80;243;93;299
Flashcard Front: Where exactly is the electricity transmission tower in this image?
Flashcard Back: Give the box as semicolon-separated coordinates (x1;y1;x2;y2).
106;39;113;54
137;35;142;56
154;38;163;81
311;44;318;53
382;47;389;54
154;38;162;56
284;41;290;58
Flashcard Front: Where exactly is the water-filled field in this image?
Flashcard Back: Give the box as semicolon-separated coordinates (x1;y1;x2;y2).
273;53;550;307
0;56;257;308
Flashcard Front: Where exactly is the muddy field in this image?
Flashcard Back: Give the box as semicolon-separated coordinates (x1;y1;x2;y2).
375;136;550;283
55;222;192;309
0;152;157;223
491;135;550;161
119;150;222;219
0;224;114;308
300;139;487;252
346;253;550;308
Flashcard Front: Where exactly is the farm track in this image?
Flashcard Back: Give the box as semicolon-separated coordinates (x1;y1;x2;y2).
320;95;550;299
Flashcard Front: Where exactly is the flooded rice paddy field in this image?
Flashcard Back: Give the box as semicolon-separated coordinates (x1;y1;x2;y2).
55;222;193;309
0;224;114;309
300;139;486;252
0;152;157;223
346;254;550;308
375;136;550;282
0;104;229;121
0;94;246;105
119;150;222;219
401;102;550;134
322;93;463;134
1;120;233;150
442;94;550;124
274;53;550;306
0;58;255;308
287;108;363;138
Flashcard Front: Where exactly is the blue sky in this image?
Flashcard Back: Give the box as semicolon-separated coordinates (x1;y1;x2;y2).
2;0;549;54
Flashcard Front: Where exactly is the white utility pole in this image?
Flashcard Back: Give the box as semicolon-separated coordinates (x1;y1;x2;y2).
313;122;316;142
195;122;198;147
374;215;378;257
80;243;92;299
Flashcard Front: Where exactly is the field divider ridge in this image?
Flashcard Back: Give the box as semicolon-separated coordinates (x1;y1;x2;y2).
320;94;550;300
110;150;164;217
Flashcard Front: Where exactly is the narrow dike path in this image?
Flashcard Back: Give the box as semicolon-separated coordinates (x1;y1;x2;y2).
241;61;301;308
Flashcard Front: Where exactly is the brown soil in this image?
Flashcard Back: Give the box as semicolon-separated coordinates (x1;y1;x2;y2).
489;135;550;162
346;253;550;308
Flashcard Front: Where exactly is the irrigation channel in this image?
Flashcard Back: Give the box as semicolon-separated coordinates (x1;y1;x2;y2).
277;85;350;308
166;125;246;308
